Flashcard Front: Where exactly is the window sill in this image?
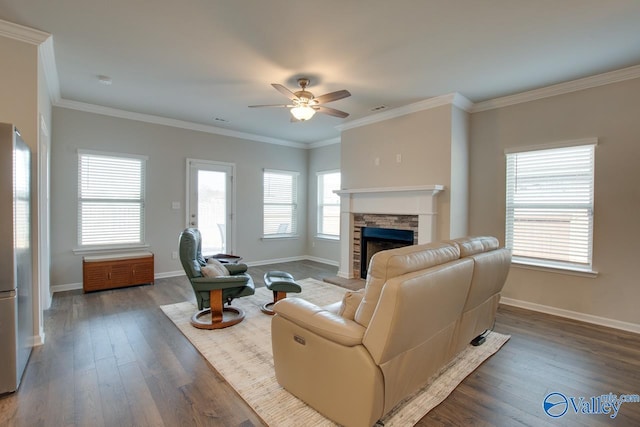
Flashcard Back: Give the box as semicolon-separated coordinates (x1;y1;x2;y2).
73;244;150;256
261;235;299;240
511;258;598;278
315;234;340;241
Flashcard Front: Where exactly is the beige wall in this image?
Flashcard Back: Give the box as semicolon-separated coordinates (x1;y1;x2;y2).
51;107;309;287
340;104;467;241
469;77;640;325
0;36;38;148
307;143;341;263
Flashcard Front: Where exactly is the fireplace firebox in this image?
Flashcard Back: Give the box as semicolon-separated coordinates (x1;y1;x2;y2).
360;227;414;278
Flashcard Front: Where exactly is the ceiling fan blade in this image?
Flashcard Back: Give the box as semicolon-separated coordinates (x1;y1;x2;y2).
315;106;349;118
272;83;299;101
314;89;351;105
248;104;293;108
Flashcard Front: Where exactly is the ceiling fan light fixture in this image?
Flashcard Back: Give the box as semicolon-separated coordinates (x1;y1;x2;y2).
290;105;316;121
249;78;350;121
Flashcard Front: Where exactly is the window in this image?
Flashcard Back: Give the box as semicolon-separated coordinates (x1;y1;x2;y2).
78;150;147;247
505;141;596;272
317;171;341;238
263;169;298;237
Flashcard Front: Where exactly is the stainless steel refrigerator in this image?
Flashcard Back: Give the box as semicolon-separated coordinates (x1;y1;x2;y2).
0;122;33;394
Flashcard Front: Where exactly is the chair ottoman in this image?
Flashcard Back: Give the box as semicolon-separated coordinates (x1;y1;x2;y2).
262;271;301;315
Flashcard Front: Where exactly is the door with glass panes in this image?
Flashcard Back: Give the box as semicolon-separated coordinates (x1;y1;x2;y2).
187;159;234;255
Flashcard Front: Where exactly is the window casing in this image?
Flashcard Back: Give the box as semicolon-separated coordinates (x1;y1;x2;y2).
317;171;341;238
505;142;595;272
263;169;298;237
78;150;147;247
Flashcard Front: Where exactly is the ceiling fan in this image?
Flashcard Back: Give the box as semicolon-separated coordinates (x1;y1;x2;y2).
249;78;351;121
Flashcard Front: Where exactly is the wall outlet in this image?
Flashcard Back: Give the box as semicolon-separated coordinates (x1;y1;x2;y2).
171;251;178;259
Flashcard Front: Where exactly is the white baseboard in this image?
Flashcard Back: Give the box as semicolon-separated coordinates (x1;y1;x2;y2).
36;324;45;346
245;255;307;267
154;270;185;279
337;270;355;279
304;256;339;267
51;282;83;293
29;332;45;347
51;256;339;294
35;331;45;346
245;255;338;268
500;297;640;334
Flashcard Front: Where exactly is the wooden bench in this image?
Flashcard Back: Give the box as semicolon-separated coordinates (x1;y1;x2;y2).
83;251;154;292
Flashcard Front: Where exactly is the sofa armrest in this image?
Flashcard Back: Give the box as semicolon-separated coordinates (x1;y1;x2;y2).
274;298;366;347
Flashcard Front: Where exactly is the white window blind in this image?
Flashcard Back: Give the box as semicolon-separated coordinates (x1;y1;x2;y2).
505;143;595;270
78;151;146;247
317;171;341;237
263;169;298;236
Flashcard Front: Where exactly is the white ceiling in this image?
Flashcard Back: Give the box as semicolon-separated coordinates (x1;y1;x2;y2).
2;0;640;144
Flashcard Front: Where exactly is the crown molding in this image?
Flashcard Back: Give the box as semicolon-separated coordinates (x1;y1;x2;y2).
336;92;472;132
0;19;50;44
308;136;341;149
451;92;474;112
472;64;640;112
334;64;640;133
54;98;308;149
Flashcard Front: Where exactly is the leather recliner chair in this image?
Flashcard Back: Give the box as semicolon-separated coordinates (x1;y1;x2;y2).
179;228;255;329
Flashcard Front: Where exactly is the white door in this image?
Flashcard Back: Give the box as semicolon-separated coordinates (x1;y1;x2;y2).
187;159;235;256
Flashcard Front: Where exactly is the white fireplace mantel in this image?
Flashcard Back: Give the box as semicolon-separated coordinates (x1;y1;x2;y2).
336;184;443;195
335;185;443;215
335;185;445;278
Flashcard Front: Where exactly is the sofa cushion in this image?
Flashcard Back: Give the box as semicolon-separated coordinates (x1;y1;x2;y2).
354;242;460;327
338;289;365;320
451;236;499;257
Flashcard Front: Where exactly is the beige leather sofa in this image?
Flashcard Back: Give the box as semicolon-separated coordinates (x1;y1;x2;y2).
271;236;511;427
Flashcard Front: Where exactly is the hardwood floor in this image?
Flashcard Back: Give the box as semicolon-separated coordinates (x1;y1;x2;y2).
1;260;639;426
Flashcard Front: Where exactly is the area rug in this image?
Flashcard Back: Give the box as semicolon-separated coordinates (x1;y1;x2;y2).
161;278;510;426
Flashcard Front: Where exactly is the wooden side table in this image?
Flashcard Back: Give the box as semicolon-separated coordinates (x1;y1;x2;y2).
208;253;243;264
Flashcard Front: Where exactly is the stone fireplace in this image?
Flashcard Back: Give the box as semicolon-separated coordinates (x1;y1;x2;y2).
354;215;417;278
335;185;443;279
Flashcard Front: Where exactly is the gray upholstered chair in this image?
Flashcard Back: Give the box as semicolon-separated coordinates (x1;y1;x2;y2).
179;228;255;329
